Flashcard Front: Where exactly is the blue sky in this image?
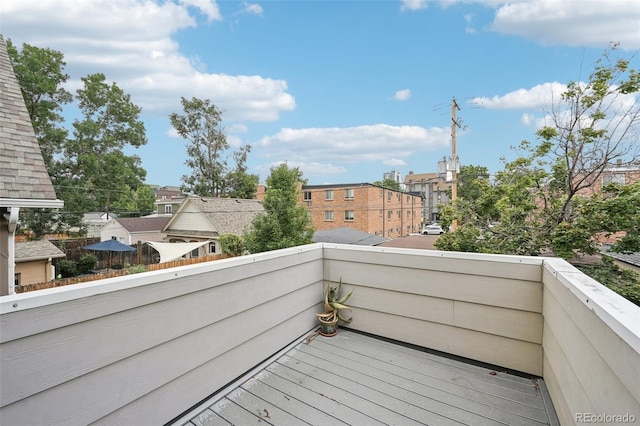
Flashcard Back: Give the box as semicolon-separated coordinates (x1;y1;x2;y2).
2;0;639;186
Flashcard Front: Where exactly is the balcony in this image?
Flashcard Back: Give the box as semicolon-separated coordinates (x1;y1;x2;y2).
1;244;638;425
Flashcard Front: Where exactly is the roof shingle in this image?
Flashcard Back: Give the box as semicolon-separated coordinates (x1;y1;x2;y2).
0;35;59;201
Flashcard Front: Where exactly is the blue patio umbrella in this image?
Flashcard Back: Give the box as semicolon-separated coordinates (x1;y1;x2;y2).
83;238;137;269
83;239;137;252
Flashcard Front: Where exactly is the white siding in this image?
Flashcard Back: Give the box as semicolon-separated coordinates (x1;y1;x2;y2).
0;245;324;425
541;259;640;425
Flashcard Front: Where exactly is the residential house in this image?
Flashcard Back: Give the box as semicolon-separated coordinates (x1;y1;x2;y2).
162;196;264;256
0;35;63;295
404;171;452;222
83;212;117;238
298;183;423;238
152;185;184;216
101;216;171;245
14;239;65;286
155;195;184;216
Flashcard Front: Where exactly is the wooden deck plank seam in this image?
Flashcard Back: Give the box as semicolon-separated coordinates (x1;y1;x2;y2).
292;342;549;424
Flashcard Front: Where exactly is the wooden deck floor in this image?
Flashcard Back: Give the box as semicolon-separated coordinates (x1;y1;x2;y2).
179;330;558;426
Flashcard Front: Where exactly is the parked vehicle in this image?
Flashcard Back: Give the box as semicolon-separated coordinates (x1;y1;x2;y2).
422;225;445;235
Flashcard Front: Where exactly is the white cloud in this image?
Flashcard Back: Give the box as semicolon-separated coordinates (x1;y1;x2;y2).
490;0;640;50
240;2;264;16
469;82;567;109
383;159;407;166
2;0;294;122
401;0;428;12
254;161;347;179
257;124;450;163
393;89;412;101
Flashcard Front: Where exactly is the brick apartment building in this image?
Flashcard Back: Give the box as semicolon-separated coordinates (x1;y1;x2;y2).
299;183;423;238
577;162;640;197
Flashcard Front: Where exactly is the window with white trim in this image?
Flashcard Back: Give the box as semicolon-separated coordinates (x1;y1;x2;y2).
344;189;354;199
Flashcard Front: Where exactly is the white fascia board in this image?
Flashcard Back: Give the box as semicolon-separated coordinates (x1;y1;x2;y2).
0;198;64;209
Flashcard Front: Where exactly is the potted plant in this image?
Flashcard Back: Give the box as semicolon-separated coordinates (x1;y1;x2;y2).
315;278;353;337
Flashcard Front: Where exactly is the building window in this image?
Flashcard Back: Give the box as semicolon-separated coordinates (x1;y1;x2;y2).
387;211;392;220
407;210;411;217
603;174;625;185
324;211;334;221
209;242;216;254
303;191;312;201
165;205;172;214
14;273;21;287
325;190;334;200
191;248;199;257
379;209;383;217
306;211;312;225
344;210;354;221
397;210;401;218
344;188;354;199
387;192;392;201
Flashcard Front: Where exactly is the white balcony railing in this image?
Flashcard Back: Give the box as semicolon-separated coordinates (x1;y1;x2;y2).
1;243;638;425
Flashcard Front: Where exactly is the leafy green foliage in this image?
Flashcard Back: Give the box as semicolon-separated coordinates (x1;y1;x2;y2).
56;259;77;278
77;254;97;274
577;258;640;307
244;164;314;253
218;234;245;256
169;97;258;197
56;73;148;216
126;265;147;274
10;41;152;232
373;178;401;190
436;48;640;261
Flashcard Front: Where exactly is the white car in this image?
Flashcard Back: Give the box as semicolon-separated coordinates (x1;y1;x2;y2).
422;225;445;235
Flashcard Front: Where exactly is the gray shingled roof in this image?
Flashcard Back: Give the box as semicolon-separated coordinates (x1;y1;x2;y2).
313;227;389;246
0;35;59;202
601;247;640;268
15;239;65;262
187;197;265;235
116;216;171;233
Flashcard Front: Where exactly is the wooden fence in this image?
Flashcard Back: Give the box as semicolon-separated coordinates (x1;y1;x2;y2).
15;254;225;293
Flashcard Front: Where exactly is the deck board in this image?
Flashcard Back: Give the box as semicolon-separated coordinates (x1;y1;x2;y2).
178;330;556;425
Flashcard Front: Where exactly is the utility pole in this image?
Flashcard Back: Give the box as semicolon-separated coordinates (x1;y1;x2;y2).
451;98;461;231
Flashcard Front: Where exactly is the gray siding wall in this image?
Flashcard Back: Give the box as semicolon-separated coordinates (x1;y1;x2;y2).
1;243;638;424
323;245;545;375
541;258;640;425
0;245;324;425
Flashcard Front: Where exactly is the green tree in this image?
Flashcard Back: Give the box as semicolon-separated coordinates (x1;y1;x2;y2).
244;164;314;253
169;97;258;197
373;178;401;191
111;184;156;217
437;48;640;259
56;73;148;216
218;234;245;256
